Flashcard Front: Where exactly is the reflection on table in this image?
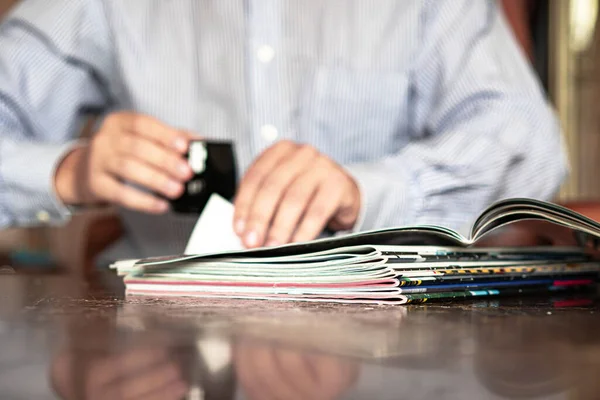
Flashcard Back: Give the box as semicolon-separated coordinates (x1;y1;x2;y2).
0;272;598;399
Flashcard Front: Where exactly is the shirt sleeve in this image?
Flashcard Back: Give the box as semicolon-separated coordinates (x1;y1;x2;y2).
343;0;568;237
0;0;114;228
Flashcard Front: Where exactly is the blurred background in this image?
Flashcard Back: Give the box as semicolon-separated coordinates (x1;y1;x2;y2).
0;0;598;273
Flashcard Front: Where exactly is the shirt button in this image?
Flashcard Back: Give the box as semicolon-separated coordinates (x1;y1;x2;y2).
256;45;275;63
260;124;279;142
36;210;50;222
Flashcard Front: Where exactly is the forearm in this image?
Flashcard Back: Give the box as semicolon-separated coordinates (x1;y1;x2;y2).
0;0;113;227
53;143;93;206
343;159;416;233
0;137;79;227
500;0;535;61
344;99;566;236
344;152;492;236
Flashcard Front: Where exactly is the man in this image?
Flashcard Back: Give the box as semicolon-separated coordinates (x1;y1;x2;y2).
0;0;567;260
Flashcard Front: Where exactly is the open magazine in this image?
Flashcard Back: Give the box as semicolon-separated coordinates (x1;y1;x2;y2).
113;198;600;304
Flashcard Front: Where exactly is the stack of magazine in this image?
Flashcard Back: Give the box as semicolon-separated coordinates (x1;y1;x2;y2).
111;199;600;304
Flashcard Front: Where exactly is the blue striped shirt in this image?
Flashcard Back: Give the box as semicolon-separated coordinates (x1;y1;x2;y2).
0;0;568;260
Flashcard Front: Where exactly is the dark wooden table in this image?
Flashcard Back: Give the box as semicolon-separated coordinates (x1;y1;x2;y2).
0;269;599;400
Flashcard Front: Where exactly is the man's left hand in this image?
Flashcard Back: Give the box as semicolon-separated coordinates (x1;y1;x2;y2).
233;140;361;248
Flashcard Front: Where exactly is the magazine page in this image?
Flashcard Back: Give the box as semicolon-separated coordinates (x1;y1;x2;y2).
470;198;600;243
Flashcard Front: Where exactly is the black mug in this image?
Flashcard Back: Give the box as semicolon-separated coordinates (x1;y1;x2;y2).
169;140;237;214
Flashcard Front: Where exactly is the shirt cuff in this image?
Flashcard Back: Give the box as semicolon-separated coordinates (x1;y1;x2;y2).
0;139;85;227
340;161;415;234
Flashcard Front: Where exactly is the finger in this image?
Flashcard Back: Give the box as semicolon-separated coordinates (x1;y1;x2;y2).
94;175;169;214
115;133;193;182
141;380;190;400
292;182;345;243
243;345;298;400
249;345;303;400
101;377;189;400
49;352;79;400
117;361;185;400
181;129;203;140
233;140;298;236
234;344;278;400
342;363;360;393
132;380;190;400
311;354;359;399
90;347;172;388
242;145;319;247
264;169;322;246
272;349;319;398
106;155;184;200
118;113;192;154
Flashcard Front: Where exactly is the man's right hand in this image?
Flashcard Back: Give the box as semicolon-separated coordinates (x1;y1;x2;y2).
54;112;196;214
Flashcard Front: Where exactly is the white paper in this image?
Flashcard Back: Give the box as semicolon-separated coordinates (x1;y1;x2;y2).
184;194;244;255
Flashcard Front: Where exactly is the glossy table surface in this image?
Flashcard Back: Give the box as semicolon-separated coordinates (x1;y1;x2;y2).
0;269;599;400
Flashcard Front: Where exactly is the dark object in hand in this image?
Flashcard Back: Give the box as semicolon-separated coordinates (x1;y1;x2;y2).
170;140;237;214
